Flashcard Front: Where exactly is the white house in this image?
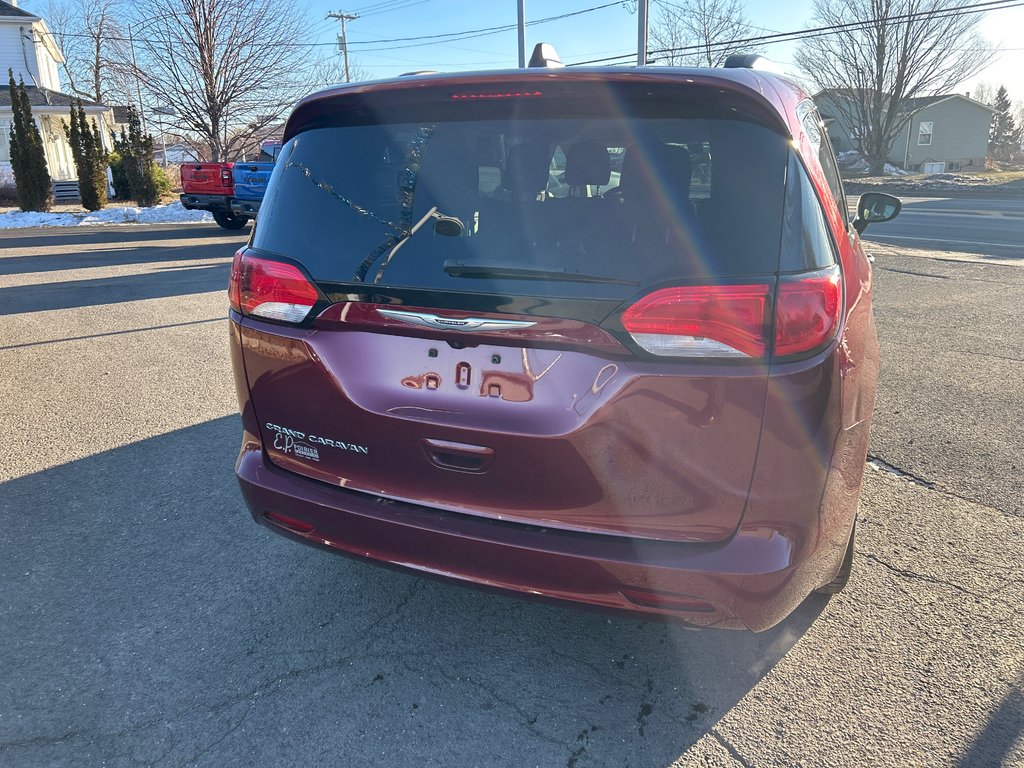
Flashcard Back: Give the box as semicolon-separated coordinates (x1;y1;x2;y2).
0;0;113;184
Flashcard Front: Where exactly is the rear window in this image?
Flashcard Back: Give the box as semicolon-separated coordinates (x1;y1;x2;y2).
254;96;789;300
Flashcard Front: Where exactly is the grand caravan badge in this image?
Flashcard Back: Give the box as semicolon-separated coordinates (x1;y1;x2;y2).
265;422;369;461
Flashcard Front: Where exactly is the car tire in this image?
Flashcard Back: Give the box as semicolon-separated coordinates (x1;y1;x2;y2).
816;522;856;594
213;211;249;230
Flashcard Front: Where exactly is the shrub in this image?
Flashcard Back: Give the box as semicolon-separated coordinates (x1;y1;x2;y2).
113;106;159;206
108;151;132;200
152;163;173;199
7;69;52;211
64;100;108;211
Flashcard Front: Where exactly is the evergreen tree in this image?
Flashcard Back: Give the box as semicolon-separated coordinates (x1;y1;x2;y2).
64;100;108;211
118;106;159;206
990;86;1023;162
7;69;52;211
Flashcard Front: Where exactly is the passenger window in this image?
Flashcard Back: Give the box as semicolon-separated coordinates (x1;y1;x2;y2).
780;152;839;272
797;100;847;225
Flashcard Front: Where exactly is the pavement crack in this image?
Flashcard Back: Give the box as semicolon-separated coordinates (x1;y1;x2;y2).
427;662;564;749
880;267;949;279
178;698;256;766
710;728;755;768
865;457;1021;520
866;456;934;488
859;551;984;598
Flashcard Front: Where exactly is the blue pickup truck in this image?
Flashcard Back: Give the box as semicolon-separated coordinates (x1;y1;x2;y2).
229;141;282;219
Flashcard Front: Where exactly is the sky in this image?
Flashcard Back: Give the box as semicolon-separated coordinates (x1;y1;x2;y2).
306;0;1024;102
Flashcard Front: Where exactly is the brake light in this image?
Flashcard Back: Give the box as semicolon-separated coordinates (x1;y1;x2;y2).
228;250;320;323
621;267;842;360
450;90;543;100
621;284;770;358
220;166;232;185
774;267;842;357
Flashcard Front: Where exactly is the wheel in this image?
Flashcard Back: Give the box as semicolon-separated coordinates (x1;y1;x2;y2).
213;211;249;230
816;522;855;594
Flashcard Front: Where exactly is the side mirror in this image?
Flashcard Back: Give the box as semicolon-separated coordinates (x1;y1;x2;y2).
853;192;902;234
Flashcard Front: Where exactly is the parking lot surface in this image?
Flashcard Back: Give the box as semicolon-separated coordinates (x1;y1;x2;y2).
1;222;1022;767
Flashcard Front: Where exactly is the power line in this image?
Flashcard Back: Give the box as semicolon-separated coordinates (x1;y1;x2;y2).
570;0;1023;65
42;0;621;52
344;1;622;46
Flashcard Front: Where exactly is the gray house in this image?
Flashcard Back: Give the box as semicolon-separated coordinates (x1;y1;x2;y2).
815;90;996;173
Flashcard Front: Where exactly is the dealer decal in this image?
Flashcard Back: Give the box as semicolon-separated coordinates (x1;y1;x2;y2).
265;422;369;461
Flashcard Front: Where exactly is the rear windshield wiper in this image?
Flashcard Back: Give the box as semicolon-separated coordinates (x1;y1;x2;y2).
443;260;639;286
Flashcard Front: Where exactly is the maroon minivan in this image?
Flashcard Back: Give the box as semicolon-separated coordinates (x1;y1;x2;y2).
228;59;900;631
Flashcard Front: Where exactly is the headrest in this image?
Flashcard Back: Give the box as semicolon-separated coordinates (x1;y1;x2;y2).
501;141;550;196
620;142;693;205
415;128;476;214
565;141;611;186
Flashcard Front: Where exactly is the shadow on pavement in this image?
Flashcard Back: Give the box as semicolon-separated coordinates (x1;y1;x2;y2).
0;224;244;275
0;417;828;767
956;674;1024;768
0;263;230;315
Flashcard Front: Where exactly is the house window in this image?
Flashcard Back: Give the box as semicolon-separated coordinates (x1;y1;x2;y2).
918;121;933;146
0;119;11;163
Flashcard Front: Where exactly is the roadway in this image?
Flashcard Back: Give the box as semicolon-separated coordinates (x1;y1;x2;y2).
852;195;1024;261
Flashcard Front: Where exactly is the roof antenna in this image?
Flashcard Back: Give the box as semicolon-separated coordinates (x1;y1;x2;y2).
528;43;564;68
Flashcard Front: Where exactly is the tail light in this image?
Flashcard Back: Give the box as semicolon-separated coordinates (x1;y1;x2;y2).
621;284;770;358
620;266;842;360
229;250;320;324
774;267;842;357
220;166;232;185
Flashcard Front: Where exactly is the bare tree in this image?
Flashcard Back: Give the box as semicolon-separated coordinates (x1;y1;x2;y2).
651;0;755;67
796;0;991;175
127;0;313;162
308;50;370;90
44;0;128;103
971;81;995;105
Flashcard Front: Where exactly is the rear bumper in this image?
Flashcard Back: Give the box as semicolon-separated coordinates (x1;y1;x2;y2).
236;444;842;631
179;193;232;211
231;198;262;217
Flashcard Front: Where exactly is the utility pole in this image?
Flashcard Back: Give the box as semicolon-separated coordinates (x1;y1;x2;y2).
637;0;648;66
327;11;358;83
517;0;526;68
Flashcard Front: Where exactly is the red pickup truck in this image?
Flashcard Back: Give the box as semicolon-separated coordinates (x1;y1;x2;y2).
179;162;250;230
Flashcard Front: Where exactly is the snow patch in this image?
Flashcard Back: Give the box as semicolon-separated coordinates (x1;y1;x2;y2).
0;202;214;229
837;151;911;176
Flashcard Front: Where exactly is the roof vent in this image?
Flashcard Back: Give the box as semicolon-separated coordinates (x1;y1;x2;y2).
528;43;564;69
723;54;779;71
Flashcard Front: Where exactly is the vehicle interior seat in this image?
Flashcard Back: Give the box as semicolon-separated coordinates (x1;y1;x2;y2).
565;140;611;197
618;142;704;280
549;140;622;274
477;140;554;256
413;128;478;228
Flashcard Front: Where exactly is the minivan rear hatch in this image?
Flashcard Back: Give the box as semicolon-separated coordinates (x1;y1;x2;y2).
238;75;793;543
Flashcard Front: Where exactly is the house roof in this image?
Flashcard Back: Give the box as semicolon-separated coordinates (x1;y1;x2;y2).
0;0;36;19
0;86;107;110
905;93;998;114
814;89;997;115
903;95;948;110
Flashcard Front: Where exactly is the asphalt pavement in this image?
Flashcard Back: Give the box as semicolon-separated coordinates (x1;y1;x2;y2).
853;195;1024;261
0;215;1021;767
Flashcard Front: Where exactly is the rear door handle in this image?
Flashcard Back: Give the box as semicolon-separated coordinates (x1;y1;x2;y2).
422;438;494;473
